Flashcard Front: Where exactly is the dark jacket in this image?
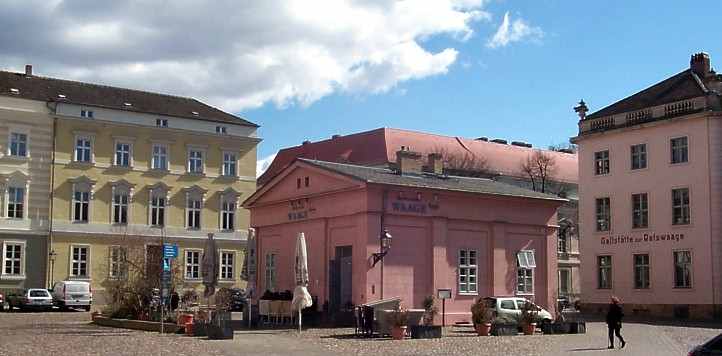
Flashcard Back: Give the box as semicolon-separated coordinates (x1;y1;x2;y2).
606;303;624;326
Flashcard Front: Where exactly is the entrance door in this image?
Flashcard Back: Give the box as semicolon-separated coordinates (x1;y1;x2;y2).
329;246;352;312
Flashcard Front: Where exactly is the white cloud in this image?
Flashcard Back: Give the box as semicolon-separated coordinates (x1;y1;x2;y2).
0;0;490;112
486;11;543;49
257;153;278;178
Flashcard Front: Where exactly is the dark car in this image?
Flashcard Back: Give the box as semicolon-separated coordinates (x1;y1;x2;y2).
0;291;5;311
689;333;722;356
229;288;246;312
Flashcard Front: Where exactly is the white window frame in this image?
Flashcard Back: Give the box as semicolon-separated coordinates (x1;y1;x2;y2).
151;144;169;171
458;249;478;295
595;197;611;232
185;249;202;280
673;250;693;289
220;250;235;280
186;194;202;230
672;187;691;225
8;131;29;158
220;195;236;231
70;245;91;279
516;250;536;295
558;268;571;295
633;253;650;289
598;255;612;289
111;190;129;225
149;191;167;227
630;143;647;170
594;150;610;175
113;138;134;167
73;134;94;163
156;118;168;128
670;136;689;164
187;147;205;174
80;109;94;118
265;252;277;292
632;193;649;229
6;186;25;219
221;151;238;177
72;189;91;223
108;246;127;279
2;241;25;279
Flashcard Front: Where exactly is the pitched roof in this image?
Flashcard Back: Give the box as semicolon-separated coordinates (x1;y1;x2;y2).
259;127;578;185
0;70;258;127
299;158;566;202
586;70;708;120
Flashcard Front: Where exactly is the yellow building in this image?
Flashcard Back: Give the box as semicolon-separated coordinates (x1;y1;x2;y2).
1;67;259;304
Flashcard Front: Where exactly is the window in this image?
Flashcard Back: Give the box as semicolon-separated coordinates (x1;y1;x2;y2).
305;177;309;187
152;144;168;170
3;242;23;276
112;192;129;224
458;249;478;294
557;228;568;253
109;246;127;279
672;188;690;225
630;144;646;170
185;250;201;279
597;255;612;289
297;178;301;189
80;110;94;118
594;150;610;175
150;195;165;227
674;250;692;288
9;133;27;157
222;152;237;177
633;254;650;289
188;150;203;173
221;199;235;231
187;197;201;229
156;119;168;128
500;300;516;310
71;246;89;278
220;251;234;280
73;190;90;222
75;136;92;162
114;142;131;167
559;268;571;295
7;187;24;219
632;193;648;229
671;137;688;164
596;197;611;232
516;250;536;294
265;253;276;291
216;126;227;134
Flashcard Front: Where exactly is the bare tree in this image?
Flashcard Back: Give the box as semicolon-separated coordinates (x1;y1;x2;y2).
432;146;489;177
520;150;557;193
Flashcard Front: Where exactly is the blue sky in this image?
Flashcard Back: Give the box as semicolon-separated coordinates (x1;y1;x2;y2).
244;1;722;163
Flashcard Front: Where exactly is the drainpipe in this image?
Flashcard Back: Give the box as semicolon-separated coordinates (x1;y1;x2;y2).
47;107;57;289
380;189;387;300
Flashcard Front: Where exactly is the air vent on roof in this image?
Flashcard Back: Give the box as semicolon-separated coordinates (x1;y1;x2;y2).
57;94;66;99
491;139;507;144
9;88;19;95
191;111;199;116
511;141;531;147
475;137;488;141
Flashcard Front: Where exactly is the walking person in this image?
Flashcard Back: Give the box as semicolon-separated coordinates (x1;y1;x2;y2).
606;296;626;349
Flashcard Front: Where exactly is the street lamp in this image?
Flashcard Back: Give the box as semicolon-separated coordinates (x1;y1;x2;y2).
372;229;392;267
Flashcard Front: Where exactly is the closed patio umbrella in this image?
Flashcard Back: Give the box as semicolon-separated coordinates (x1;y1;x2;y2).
241;228;257;328
292;232;313;332
202;233;219;298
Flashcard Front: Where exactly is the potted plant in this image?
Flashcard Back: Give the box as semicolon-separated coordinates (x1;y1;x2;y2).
388;306;409;340
207;288;234;340
410;296;442;339
520;301;539;335
470;298;493;336
491;314;518;336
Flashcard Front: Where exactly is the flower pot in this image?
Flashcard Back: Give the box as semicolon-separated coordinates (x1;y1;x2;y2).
410;325;442;339
178;313;194;327
391;326;407;340
475;323;492;336
185;322;194;336
523;323;537;335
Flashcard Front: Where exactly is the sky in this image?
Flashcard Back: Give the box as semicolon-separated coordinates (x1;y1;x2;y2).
2;1;722;176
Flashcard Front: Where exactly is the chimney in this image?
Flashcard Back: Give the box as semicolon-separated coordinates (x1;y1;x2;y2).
691;52;711;77
24;64;32;77
396;148;423;175
426;153;444;174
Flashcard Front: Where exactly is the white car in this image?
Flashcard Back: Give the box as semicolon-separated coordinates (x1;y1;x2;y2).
7;289;54;311
484;297;553;325
52;281;92;311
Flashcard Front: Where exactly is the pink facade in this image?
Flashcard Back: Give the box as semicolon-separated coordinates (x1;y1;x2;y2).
244;157;564;323
574;53;722;318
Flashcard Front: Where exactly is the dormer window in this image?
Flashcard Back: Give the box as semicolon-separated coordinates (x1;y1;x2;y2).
9;88;19;95
191;111;199;116
123;102;132;107
156;119;168;128
80;110;94;118
216;126;227;135
57;94;66;99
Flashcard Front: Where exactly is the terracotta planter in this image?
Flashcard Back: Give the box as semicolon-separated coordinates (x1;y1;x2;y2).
523;323;537;335
475;323;492;336
391;326;407;340
185;322;194;336
177;313;194;327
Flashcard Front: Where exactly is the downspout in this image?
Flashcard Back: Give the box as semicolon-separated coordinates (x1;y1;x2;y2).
46;102;57;289
380;188;387;300
706;116;717;313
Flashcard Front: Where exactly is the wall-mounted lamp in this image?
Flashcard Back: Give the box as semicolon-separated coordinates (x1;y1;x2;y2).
372;229;393;267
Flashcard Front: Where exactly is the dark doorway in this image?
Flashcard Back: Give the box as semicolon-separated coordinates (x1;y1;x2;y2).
329;246;353;313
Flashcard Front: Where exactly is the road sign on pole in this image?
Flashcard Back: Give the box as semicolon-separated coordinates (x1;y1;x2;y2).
163;244;178;259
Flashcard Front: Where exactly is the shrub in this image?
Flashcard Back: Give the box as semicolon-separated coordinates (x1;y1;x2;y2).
520;301;539;326
388;306;409;327
422;295;438;326
470;298;492;325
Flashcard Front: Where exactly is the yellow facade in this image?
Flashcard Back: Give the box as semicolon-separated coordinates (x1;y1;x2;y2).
50;114;259;303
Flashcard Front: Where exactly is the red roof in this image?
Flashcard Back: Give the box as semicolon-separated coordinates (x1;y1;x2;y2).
259;128;578;185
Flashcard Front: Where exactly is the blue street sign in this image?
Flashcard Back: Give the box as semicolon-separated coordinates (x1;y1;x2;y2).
163;258;171;272
163;244;178;258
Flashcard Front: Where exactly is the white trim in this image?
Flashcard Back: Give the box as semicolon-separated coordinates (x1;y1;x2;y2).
219;249;235;281
108;245;128;280
219;192;238;231
112;138;134;168
457;248;478;295
1;240;26;279
221;150;238;178
73;133;95;164
7;126;30;158
186;146;206;174
184;248;203;280
150;143;169;171
69;244;91;279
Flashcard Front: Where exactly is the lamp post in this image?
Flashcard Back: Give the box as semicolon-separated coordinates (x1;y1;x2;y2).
48;250;57;289
372;229;392;299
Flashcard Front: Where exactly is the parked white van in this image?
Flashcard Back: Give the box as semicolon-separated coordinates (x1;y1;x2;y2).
52;281;92;311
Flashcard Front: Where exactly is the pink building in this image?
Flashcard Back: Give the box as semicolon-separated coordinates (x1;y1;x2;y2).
244;151;565;323
573;53;722;319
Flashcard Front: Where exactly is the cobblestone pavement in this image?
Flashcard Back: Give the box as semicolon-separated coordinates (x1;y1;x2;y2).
1;312;720;356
